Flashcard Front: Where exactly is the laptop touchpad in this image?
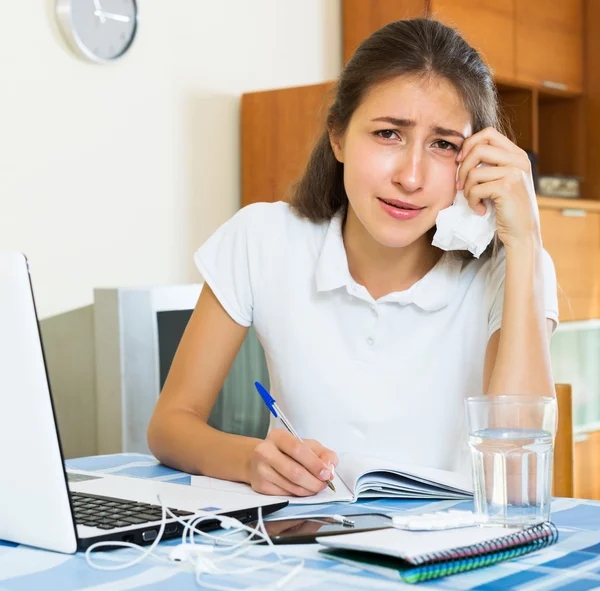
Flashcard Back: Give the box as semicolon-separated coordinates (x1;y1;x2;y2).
67;472;103;483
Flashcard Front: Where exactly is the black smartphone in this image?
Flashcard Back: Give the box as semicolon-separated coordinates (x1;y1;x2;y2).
248;513;393;544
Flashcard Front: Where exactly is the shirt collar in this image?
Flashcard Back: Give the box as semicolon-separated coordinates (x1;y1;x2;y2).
315;210;351;292
315;211;463;312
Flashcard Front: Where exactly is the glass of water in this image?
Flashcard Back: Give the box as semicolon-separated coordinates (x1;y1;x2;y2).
465;395;558;527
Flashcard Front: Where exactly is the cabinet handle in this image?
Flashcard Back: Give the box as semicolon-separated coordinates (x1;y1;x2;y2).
542;80;568;91
560;208;586;217
574;433;590;444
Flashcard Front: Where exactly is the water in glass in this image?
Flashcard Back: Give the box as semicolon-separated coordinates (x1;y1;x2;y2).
469;428;554;526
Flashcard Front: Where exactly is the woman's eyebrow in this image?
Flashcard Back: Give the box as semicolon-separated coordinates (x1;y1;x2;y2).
432;125;466;140
371;116;466;140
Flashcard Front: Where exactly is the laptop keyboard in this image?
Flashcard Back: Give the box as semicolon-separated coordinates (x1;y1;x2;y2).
71;492;194;530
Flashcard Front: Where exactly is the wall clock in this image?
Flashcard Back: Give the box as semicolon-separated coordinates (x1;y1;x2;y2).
55;0;138;63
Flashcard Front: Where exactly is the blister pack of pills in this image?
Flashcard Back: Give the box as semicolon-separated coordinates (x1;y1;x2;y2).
392;510;487;531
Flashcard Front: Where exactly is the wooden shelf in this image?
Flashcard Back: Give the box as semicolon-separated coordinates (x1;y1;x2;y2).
537;196;600;213
495;76;583;99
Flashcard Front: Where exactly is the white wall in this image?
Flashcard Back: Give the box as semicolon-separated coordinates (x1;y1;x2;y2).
0;0;342;319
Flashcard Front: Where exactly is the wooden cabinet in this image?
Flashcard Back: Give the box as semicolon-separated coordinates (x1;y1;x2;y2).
430;0;515;81
343;0;584;94
586;0;600;201
575;431;600;500
515;0;583;93
343;0;515;79
342;0;427;64
539;208;600;322
241;82;333;206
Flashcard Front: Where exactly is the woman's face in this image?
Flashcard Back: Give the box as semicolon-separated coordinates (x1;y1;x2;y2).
330;75;473;249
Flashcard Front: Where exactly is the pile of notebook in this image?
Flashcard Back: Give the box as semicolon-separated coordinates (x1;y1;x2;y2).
317;521;558;584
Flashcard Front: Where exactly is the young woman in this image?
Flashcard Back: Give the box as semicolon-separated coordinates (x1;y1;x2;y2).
148;18;558;498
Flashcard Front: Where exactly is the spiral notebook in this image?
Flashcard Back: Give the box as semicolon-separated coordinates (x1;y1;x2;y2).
318;522;558;584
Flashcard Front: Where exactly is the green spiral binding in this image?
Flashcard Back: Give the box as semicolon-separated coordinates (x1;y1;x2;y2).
404;522;559;584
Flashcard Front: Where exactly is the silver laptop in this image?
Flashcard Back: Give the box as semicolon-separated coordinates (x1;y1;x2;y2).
0;251;287;553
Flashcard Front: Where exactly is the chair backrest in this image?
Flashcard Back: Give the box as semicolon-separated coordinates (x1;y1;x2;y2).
207;326;270;439
553;383;574;498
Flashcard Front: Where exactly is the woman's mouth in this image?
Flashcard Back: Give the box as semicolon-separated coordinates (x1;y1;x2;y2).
377;197;425;220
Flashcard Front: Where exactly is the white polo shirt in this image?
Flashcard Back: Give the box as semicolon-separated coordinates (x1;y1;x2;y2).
194;201;559;477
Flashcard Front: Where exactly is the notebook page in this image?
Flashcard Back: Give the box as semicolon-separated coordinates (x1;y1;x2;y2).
339;453;473;497
318;526;521;563
356;473;470;499
190;473;354;505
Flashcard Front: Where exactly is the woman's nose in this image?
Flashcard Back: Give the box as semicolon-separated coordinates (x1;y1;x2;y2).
391;147;425;193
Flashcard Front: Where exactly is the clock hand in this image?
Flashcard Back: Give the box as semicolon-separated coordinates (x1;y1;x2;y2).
93;0;106;24
93;10;131;23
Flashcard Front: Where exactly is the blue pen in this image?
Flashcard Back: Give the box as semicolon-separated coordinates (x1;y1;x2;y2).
254;381;336;492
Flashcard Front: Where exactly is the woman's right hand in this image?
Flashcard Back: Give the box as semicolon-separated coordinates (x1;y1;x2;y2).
249;429;338;496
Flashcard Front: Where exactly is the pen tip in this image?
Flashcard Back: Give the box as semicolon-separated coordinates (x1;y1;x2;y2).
327;480;336;492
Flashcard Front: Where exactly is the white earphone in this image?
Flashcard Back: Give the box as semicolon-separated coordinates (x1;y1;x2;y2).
84;496;305;590
169;543;214;562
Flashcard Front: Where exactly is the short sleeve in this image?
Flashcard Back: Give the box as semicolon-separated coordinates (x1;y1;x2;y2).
193;205;261;327
487;247;559;339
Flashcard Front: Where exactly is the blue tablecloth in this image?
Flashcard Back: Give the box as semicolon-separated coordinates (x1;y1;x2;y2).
2;453;600;590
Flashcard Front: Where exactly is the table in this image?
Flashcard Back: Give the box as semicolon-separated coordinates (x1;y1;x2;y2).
2;453;600;590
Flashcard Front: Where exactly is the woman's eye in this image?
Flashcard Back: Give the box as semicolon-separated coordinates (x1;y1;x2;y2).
434;140;458;151
375;129;399;140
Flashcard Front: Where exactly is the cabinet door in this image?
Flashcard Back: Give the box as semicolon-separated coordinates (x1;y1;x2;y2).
575;431;600;500
241;83;333;207
430;0;515;81
515;0;583;93
539;208;600;321
343;0;427;64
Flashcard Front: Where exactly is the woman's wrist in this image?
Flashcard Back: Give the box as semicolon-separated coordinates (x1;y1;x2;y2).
240;436;261;484
503;235;543;269
191;428;261;485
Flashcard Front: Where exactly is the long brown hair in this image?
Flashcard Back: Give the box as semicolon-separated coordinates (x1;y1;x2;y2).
290;17;508;256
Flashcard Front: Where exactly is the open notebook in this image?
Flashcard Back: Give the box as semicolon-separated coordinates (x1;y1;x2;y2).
318;522;558;584
191;453;473;505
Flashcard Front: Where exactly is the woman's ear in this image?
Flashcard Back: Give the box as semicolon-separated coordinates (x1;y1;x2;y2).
328;127;344;163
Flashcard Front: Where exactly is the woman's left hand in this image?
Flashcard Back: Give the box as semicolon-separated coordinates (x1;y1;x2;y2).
456;127;541;250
